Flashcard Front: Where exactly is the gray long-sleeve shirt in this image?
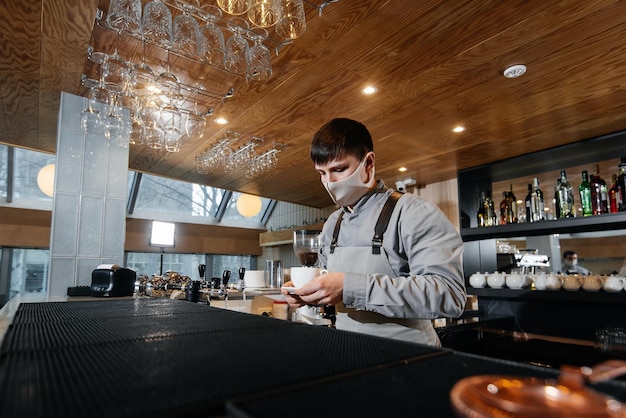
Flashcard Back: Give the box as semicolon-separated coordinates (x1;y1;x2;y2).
318;181;466;319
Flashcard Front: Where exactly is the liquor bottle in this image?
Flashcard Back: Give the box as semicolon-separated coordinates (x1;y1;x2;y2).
529;177;544;222
554;178;561;219
579;170;593;217
590;164;608;215
477;192;486;227
618;157;626;212
483;190;497;226
525;183;533;222
609;174;619;213
556;170;574;218
499;191;508;225
506;184;518;223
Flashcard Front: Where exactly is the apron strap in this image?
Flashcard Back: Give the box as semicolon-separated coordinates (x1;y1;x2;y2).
372;191;402;254
330;211;344;254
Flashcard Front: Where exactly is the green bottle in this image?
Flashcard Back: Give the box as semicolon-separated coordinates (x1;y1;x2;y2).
579;170;593;217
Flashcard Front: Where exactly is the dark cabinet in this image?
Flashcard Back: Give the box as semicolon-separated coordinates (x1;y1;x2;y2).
457;129;626;344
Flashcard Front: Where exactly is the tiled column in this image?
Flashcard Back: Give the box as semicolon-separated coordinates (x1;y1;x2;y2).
48;92;129;297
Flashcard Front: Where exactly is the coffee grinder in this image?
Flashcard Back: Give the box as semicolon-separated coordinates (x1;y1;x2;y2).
293;230;335;325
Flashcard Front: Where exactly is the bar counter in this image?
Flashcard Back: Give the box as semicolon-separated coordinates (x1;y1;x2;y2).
1;296;625;417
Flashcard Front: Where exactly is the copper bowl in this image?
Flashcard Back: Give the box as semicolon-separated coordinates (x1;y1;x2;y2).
450;361;626;417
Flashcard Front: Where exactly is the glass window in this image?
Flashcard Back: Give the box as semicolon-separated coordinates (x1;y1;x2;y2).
0;145;7;199
125;252;255;286
13;147;55;201
132;173;223;218
10;249;49;299
209;254;256;283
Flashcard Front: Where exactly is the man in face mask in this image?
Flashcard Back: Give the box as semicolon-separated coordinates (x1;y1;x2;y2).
282;118;466;346
562;250;590;275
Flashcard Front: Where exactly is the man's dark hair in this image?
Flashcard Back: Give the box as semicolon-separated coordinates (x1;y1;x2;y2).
563;250;576;258
310;118;373;165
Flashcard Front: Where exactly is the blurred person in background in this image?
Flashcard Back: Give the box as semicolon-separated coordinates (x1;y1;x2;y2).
562;250;590;275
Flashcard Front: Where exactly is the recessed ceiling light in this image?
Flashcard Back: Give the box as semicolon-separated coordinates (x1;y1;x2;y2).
503;64;527;78
452;125;465;133
361;86;377;95
398;167;407;172
215;117;228;125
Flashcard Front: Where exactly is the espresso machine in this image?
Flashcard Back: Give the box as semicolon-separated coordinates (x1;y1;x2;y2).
293;230;335;326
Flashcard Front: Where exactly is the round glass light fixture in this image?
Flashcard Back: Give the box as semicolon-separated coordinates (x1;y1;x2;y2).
37;164;55;197
215;117;229;125
503;64;527;78
237;193;262;217
452;125;466;133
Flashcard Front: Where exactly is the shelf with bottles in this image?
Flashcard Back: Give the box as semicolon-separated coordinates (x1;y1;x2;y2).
458;129;626;241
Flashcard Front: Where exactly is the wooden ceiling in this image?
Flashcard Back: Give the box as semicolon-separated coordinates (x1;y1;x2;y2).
3;0;626;208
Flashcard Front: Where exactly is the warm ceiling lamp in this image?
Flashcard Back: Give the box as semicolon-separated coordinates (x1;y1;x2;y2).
361;86;377;95
215;117;228;125
452;126;466;133
37;164;55;197
236;193;262;217
398;167;408;172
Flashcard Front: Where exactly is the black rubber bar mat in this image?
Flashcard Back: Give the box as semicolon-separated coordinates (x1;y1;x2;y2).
227;351;626;418
0;299;449;417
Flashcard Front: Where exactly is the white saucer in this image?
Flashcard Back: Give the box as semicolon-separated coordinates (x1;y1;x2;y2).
281;286;302;294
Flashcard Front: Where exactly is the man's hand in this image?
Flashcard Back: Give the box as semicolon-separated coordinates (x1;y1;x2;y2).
281;272;345;307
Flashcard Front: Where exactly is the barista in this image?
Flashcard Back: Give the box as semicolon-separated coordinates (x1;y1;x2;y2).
281;118;466;346
562;250;590;275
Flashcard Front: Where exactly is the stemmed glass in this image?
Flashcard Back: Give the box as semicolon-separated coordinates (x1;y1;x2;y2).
142;0;173;47
105;97;129;147
160;102;183;152
172;0;201;57
224;17;250;76
198;5;225;67
275;0;307;39
247;28;272;81
106;0;142;35
100;32;130;95
129;42;157;100
185;91;207;139
157;50;181;105
217;0;251;16
141;99;164;149
247;0;280;28
82;80;113;135
120;95;145;146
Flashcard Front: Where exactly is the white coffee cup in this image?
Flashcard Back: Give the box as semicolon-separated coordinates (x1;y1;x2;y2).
290;267;327;288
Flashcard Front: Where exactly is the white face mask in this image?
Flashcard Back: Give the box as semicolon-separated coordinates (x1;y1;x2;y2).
564;259;578;267
323;157;375;207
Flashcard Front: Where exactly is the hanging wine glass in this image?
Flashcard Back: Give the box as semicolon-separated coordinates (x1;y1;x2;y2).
130;42;157;100
224;17;250;76
185;89;207;139
172;0;201;57
100;32;130;94
217;0;251;16
275;0;307;39
105;98;129;147
160;102;183;152
198;4;225;67
247;0;280;28
120;95;145;146
106;0;142;35
247;28;272;81
157;50;181;105
142;0;173;47
141;99;164;149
